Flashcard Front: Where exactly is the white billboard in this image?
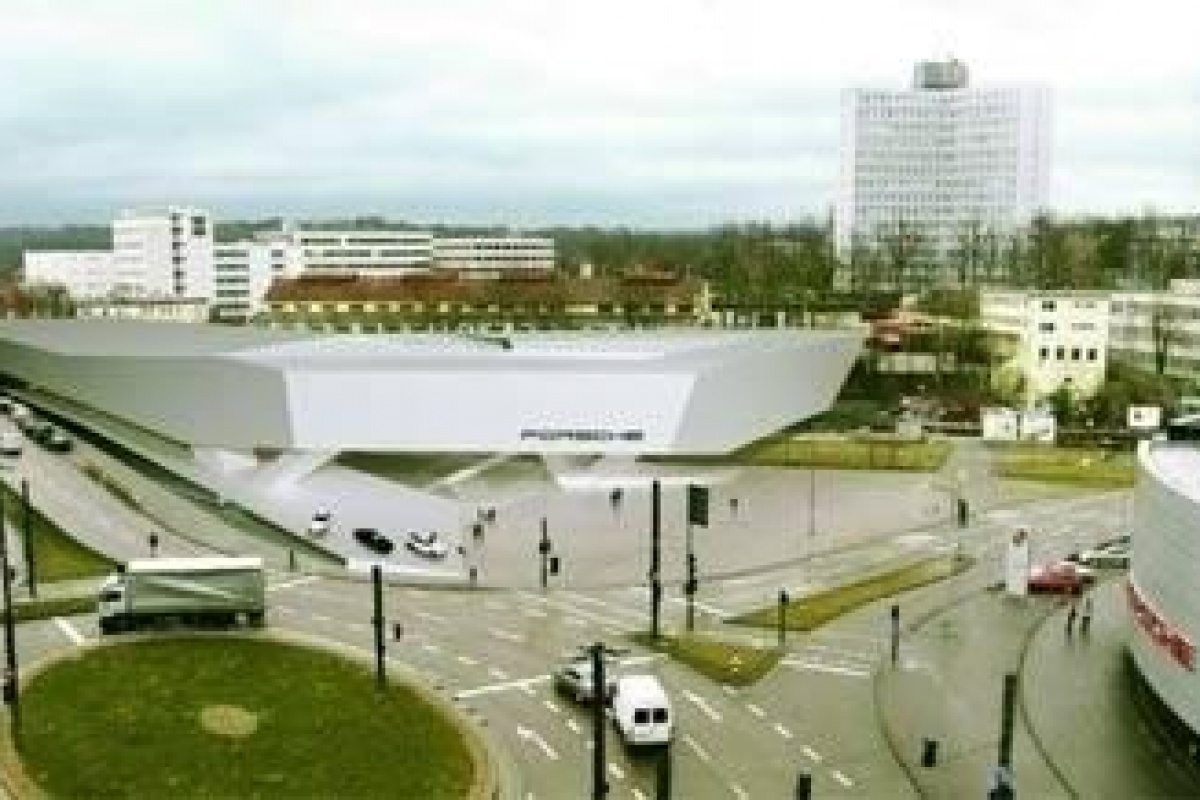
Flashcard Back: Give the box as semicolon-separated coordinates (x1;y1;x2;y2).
1128;405;1163;431
1005;528;1031;596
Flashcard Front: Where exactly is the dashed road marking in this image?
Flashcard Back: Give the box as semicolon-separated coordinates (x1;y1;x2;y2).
607;762;624;781
783;658;870;679
832;769;853;787
267;575;321;593
52;617;84;646
802;745;822;763
488;667;509;680
516;725;558;760
543;699;561;714
773;723;793;739
684;734;712;762
311;614;331;624
277;606;296;615
746;703;766;718
565;718;582;735
457;655;479;667
422;643;442;654
731;784;749;800
632;788;648;800
491;629;525;643
415;610;448;623
682;689;723;722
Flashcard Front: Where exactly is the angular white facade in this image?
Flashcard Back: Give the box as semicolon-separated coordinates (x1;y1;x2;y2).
0;322;861;455
837;59;1052;285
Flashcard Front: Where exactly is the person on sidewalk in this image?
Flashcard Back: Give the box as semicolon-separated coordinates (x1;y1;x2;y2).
1066;597;1078;637
1080;594;1094;636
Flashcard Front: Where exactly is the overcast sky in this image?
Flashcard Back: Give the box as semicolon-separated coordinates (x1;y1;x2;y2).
2;0;1196;227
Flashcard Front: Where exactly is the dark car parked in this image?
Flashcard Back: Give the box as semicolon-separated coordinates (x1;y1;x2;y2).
353;527;394;555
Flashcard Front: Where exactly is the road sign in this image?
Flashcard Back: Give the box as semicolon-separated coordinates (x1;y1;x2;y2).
687;484;709;527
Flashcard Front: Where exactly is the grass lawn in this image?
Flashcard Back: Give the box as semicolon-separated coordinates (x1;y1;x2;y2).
994;445;1135;488
628;631;781;686
729;554;970;632
0;481;114;582
19;637;477;799
654;435;951;471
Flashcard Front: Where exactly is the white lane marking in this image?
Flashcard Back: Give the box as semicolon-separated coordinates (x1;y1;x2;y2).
773;723;793;739
523;608;549;619
347;622;368;632
52;617;85;646
276;606;296;614
456;655;479;667
731;784;750;800
422;643;442;654
783;659;870;679
682;689;723;722
415;610;448;623
563;591;646;622
455;676;550;699
667;597;729;617
453;654;664;701
266;575;320;593
515;591;631;630
607;762;625;781
802;745;822;763
567;617;588;627
311;614;331;624
483;600;508;611
516;725;559;760
832;770;853;787
565;718;582;735
488;667;509;680
722;685;737;696
684;734;712;763
746;703;766;718
543;699;561;714
491;629;525;643
632;788;648;800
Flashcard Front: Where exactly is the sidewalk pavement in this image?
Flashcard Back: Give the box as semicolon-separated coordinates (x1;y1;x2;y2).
875;576;1200;799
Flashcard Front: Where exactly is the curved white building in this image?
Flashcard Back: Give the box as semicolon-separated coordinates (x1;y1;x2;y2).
1130;440;1200;733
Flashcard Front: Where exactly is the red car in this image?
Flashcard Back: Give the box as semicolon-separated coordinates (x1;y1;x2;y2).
1028;561;1096;594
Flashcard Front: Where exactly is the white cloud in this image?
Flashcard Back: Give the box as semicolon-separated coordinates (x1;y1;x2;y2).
0;0;1194;224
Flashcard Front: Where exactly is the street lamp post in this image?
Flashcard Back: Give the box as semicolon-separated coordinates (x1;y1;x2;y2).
20;480;35;600
0;496;19;732
538;517;551;590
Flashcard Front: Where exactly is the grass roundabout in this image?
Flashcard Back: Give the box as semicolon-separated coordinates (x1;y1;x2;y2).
17;637;478;799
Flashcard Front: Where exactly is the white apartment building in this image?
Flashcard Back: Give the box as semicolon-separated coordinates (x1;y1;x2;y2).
75;296;210;324
112;207;214;298
22;251;115;299
212;240;292;322
837;59;1052;287
1110;280;1200;380
292;230;433;276
981;290;1109;406
432;236;555;275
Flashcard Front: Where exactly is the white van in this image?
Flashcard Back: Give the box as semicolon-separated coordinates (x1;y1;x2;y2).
0;431;21;458
610;674;672;747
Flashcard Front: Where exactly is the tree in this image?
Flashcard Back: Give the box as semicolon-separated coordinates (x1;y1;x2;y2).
1150;300;1182;376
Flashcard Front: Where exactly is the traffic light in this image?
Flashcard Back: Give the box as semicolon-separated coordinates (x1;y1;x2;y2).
549;556;560;576
687;484;709;527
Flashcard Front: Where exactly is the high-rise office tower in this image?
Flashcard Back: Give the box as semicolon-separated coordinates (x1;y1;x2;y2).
836;59;1052;288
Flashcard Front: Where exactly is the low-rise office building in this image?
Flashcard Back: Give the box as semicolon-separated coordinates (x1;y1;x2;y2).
75;296;211;323
22;250;116;299
263;271;707;333
981;290;1109;404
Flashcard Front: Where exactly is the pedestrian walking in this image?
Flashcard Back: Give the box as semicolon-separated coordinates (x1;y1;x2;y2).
1066;598;1078;637
1080;595;1094;636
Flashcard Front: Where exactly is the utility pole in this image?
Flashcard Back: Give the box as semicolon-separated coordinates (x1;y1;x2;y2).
649;480;662;641
538;517;551;590
0;497;19;733
20;480;34;600
371;565;385;690
778;590;790;647
808;468;816;538
684;485;708;633
589;642;609;799
991;672;1018;799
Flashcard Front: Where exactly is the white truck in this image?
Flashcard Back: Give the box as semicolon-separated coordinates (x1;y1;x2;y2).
97;556;267;635
610;674;673;748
